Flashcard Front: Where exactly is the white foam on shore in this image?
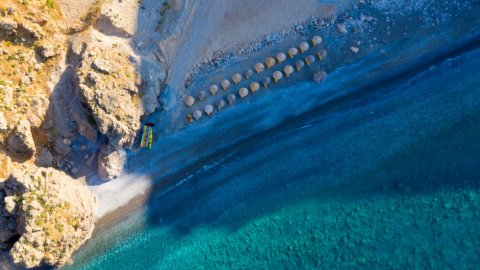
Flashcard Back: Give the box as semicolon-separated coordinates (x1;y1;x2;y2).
88;174;152;218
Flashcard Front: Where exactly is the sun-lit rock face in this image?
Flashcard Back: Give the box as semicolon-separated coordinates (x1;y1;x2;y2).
0;164;96;268
75;43;142;150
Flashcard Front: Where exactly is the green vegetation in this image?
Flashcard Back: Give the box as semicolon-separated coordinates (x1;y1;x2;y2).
156;1;172;32
45;0;54;9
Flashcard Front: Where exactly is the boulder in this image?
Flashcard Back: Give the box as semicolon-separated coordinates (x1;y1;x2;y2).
97;147;126;181
0;18;18;35
54;137;71;156
35;148;54;167
336;23;347;34
19;22;45;40
3;196;17;215
313;71;328;83
36;42;57;59
8;119;36;158
91;59;117;74
350;46;360;53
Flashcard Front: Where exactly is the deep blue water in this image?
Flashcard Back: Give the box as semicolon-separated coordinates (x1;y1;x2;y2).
65;31;480;269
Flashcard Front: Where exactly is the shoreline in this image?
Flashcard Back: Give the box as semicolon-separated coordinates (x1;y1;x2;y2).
92;192;148;237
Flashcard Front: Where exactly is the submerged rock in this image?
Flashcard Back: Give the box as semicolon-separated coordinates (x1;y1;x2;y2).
313;71;328;83
337;23;347;33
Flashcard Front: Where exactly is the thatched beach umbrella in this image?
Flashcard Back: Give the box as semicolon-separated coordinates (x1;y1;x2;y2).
198;90;207;101
313;71;328;83
245;69;253;79
209;85;219;95
283;65;294;77
221;79;230;90
184;95;195;107
311;36;322;46
265;57;276;69
317;49;327;60
216;99;225;110
255;62;265;73
299;42;310;53
204;104;214;116
227;93;236;104
305;55;316;65
239;87;249;98
232;73;242;85
262;77;271;88
276;52;286;64
272;71;283;83
250;82;260;93
288;47;298;58
193;110;202;120
295;60;305;71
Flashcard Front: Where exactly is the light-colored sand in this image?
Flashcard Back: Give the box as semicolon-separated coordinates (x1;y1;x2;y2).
89;174;152;218
166;0;341;106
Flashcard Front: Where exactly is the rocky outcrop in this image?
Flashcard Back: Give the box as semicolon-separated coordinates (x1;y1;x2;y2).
7;119;36;158
0;164;97;268
0;17;17;36
69;37;144;180
75;43;142;151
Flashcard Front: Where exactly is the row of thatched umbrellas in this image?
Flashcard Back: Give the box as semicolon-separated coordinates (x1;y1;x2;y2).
185;36;327;122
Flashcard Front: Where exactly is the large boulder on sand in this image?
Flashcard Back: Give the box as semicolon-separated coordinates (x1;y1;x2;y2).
97;147;126;181
8;119;36;157
0;164;97;268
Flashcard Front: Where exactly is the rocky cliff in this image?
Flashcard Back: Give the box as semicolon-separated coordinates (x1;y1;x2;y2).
0;164;97;268
1;0;99;268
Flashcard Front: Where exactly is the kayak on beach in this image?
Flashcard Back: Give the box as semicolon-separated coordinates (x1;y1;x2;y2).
140;123;155;149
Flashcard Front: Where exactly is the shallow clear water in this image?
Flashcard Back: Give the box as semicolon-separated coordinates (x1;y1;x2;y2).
65;37;480;269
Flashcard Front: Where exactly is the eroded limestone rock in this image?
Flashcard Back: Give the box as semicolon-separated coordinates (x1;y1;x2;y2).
0;164;97;268
97;147;126;181
8;119;36;158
